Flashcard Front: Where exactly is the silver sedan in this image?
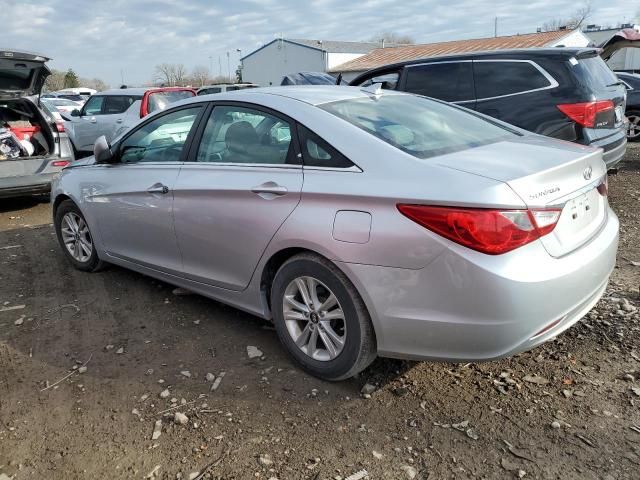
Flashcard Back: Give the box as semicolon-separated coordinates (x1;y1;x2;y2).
51;86;619;380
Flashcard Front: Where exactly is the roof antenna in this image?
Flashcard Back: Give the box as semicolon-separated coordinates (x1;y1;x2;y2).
360;83;383;97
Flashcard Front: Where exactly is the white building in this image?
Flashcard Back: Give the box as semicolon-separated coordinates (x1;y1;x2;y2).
241;38;384;86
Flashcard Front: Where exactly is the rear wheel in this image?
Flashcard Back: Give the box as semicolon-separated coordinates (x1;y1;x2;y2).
627;110;640;142
271;253;376;380
54;200;105;272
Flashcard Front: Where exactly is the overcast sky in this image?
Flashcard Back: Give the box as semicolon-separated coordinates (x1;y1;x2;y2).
2;0;636;86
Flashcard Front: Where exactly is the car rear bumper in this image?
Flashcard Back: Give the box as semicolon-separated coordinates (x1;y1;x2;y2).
339;207;619;362
587;131;627;169
0;173;56;198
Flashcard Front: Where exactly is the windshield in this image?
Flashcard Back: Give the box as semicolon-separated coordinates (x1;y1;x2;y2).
320;94;516;159
147;90;195;113
0;67;34;90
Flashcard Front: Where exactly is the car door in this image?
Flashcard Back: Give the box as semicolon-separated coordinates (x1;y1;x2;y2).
173;103;303;290
71;95;104;150
100;95;139;142
86;105;205;274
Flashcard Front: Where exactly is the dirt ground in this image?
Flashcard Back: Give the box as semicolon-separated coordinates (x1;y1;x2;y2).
1;145;639;480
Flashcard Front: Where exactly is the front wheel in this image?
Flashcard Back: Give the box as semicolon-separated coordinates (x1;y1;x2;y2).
627;110;640;142
54;200;105;272
271;253;376;380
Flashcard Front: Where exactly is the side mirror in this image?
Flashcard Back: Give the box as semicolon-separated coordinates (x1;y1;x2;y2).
70;109;81;117
94;136;115;164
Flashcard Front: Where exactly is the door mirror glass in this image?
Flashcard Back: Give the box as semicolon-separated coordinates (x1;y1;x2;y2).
70;109;80;117
94;135;114;164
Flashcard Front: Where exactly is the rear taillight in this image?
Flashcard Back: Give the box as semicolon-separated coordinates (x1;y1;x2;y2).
557;101;614;128
51;160;70;167
55;121;65;132
397;205;562;255
596;176;608;196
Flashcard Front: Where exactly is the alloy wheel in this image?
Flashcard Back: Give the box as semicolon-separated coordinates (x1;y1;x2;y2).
60;212;93;263
282;276;346;361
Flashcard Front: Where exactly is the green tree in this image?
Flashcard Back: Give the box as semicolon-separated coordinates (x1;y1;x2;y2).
63;69;79;88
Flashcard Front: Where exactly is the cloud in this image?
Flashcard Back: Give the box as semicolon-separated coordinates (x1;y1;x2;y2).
2;0;630;86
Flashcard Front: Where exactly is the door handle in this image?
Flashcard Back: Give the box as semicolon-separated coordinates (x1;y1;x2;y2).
251;182;288;196
147;183;169;194
116;118;123;123
90;117;97;123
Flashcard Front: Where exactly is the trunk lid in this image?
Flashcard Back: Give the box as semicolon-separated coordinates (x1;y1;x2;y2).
0;50;51;99
436;135;608;257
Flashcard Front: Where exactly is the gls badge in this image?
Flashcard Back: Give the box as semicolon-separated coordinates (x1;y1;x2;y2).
583;166;593;181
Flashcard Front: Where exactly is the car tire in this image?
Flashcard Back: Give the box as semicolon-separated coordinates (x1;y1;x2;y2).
627;110;640;142
54;199;105;272
271;253;376;381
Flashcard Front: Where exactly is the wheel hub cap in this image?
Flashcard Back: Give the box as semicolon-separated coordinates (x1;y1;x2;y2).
282;276;346;362
60;212;93;263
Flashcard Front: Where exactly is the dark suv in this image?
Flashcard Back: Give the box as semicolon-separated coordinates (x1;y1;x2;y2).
350;48;627;169
617;72;640;142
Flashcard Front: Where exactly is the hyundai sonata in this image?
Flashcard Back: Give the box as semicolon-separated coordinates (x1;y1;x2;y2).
51;86;618;380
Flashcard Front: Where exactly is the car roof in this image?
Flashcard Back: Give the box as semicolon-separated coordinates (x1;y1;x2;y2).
97;87;195;96
172;85;405;108
352;47;600;76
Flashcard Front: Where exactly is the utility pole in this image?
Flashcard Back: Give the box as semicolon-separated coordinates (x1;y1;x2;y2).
226;51;231;81
218;56;222;77
209;55;213;78
494;16;498;37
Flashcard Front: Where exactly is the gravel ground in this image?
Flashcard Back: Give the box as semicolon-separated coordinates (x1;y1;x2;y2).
0;144;639;479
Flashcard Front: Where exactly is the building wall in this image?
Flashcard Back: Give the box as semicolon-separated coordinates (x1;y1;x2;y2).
548;30;591;47
326;53;365;70
242;41;325;86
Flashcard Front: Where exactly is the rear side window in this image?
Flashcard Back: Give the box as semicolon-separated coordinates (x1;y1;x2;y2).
404;62;474;102
103;95;136;114
575;56;618;90
474;61;552;99
297;124;354;169
148;90;195;114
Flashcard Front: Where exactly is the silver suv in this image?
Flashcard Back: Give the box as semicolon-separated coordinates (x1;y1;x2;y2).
0;49;74;198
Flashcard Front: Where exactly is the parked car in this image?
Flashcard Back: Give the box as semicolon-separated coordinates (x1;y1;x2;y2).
64;87;196;154
41;97;84;114
197;83;258;95
42;92;86;105
0;49;74;198
56;87;97;101
52;86;617;380
280;72;341;85
350;48;628;169
616;72;640;141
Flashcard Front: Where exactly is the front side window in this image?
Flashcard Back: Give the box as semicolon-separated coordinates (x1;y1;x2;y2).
474;61;552;99
103;95;137;115
195;105;296;165
82;96;104;115
297;125;354;168
119;107;201;163
404;62;474;102
358;71;400;90
320;94;515;159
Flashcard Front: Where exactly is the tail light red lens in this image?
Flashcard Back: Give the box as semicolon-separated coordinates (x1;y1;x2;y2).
557;101;614;128
397;205;562;255
51;160;70;167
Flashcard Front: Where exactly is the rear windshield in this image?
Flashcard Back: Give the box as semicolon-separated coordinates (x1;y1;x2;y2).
576;56;618;90
0;67;34;90
148;90;195;113
320;94;516;159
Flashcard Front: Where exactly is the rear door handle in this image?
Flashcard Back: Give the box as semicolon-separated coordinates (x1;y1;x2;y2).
147;183;169;194
116;118;123;124
251;182;288;196
90;117;97;123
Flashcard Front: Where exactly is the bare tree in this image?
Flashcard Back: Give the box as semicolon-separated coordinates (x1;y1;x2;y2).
541;1;592;31
154;63;175;86
190;65;210;87
44;69;66;92
369;32;415;45
173;64;187;86
80;78;109;91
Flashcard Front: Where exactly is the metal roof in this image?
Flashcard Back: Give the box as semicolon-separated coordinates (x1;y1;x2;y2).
241;38;388;61
329;30;577;73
